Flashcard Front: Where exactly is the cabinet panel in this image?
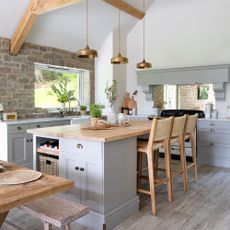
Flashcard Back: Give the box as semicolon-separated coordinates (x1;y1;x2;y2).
80;160;103;212
8;133;31;165
198;132;230;145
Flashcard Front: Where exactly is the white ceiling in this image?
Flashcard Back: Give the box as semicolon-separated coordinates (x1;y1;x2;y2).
0;0;154;52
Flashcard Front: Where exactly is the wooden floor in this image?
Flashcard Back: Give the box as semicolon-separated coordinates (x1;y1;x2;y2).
2;163;230;230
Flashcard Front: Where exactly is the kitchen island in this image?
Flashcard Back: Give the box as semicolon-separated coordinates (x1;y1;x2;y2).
28;120;151;230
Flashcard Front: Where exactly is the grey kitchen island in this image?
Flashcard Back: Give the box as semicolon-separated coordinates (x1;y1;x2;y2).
28;121;151;230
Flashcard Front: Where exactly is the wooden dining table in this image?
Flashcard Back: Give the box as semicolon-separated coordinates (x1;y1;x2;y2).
0;160;74;227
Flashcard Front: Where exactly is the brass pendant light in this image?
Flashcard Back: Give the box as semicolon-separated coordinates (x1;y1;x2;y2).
77;0;97;58
111;10;128;64
136;0;152;69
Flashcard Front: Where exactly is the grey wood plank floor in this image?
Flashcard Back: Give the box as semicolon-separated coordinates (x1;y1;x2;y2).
2;163;230;230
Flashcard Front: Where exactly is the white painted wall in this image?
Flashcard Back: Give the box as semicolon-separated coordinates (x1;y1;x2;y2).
95;32;113;114
95;30;127;114
127;0;230;116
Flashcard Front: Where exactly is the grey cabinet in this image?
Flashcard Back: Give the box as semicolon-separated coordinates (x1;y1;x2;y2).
0;119;71;168
59;139;103;212
197;120;230;167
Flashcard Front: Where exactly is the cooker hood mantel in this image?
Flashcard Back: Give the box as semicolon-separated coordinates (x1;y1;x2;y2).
136;64;230;100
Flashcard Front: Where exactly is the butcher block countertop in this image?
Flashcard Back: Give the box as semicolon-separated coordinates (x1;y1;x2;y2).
27;120;152;142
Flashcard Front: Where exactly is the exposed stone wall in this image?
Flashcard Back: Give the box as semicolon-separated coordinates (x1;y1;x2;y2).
153;86;164;109
0;37;95;119
178;85;215;110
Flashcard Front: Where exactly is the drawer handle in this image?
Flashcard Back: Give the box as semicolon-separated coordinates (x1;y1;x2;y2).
210;143;215;147
17;127;22;130
210;123;215;126
76;144;83;149
210;129;215;133
36;125;41;128
80;167;84;172
75;166;79;171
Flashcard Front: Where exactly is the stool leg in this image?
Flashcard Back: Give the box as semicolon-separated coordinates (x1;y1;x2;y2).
64;223;71;230
179;136;187;192
191;134;197;181
137;151;143;191
44;222;52;230
164;141;173;202
147;150;156;215
154;149;159;178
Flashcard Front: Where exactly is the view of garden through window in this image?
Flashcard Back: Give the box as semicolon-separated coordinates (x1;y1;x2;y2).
34;67;80;110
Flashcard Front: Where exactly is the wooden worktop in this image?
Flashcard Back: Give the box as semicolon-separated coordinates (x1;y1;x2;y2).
27;120;152;142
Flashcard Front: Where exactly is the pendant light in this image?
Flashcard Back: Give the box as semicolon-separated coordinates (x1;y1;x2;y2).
111;10;128;64
136;0;152;69
77;0;97;58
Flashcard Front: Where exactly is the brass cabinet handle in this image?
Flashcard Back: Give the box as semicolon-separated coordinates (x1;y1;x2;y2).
210;129;215;133
80;167;84;172
210;123;215;126
76;143;83;149
17;126;22;130
36;124;41;128
210;142;215;147
75;166;79;171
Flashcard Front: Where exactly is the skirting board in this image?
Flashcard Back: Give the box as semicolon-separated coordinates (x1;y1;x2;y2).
77;196;140;230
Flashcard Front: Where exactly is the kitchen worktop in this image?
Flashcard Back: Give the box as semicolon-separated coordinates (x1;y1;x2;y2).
0;115;90;125
28;120;151;142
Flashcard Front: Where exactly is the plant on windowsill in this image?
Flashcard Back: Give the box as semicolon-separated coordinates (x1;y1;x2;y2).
79;105;87;116
105;80;119;124
49;77;76;112
90;104;104;127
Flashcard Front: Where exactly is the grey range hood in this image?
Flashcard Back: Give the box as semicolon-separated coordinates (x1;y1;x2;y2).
136;64;230;101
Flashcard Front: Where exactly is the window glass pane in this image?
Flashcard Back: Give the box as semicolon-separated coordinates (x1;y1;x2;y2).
34;65;81;110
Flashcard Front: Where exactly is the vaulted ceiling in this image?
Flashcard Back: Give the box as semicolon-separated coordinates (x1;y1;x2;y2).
0;0;154;53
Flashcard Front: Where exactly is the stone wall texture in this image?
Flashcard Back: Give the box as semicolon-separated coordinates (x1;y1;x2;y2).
0;37;95;119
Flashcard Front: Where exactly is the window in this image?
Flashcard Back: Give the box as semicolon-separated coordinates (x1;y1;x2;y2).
34;63;89;111
164;85;177;109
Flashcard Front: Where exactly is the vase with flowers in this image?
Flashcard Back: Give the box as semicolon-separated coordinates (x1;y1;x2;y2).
105;80;119;124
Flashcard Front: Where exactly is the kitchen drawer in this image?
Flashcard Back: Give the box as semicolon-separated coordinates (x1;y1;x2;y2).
8;124;29;134
198;144;230;158
198;120;230;130
198;128;230;134
198;132;230;145
60;138;102;157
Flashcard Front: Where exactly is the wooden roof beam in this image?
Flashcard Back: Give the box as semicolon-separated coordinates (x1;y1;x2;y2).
102;0;145;19
10;0;81;55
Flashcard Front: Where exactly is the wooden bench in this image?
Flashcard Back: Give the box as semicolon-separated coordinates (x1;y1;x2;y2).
18;196;89;230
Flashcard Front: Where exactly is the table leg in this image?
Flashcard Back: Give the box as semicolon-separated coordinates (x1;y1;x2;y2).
0;211;9;227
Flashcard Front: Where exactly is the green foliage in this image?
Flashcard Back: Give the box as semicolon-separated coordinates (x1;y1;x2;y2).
80;105;87;111
90;104;104;118
105;80;118;107
49;77;76;103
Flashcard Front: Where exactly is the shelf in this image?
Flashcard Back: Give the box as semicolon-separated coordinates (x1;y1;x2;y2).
37;147;59;157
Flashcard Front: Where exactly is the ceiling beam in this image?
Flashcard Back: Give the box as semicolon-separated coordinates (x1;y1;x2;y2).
10;0;81;55
102;0;145;19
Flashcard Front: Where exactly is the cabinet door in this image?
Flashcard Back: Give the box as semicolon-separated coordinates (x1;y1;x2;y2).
80;156;103;212
59;153;81;203
8;133;32;166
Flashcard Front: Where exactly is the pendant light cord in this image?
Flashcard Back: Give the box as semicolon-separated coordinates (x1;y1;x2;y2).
86;0;88;46
143;0;145;60
118;10;121;53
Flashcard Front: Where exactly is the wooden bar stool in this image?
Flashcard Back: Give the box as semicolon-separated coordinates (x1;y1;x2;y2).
19;196;89;230
137;117;174;215
184;114;198;181
154;115;188;191
170;115;188;191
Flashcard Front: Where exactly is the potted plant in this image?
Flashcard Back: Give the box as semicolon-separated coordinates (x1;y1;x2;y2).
79;105;87;116
105;80;118;124
90;104;104;126
50;77;76;112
